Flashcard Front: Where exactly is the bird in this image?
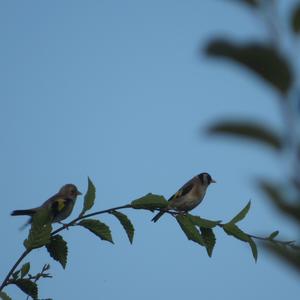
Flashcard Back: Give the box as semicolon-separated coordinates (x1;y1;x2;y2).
11;184;82;226
151;173;216;222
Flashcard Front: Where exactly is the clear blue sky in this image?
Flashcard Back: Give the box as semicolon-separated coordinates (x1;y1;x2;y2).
1;1;299;299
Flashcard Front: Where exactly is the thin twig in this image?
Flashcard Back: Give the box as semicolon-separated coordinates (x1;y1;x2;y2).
217;223;297;248
51;204;133;236
248;233;295;245
0;248;31;291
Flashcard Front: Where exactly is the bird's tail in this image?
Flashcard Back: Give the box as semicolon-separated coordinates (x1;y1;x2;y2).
151;211;165;223
19;219;32;230
11;209;36;216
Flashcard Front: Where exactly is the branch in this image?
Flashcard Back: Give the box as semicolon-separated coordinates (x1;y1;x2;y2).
248;233;296;247
3;201;296;297
0;204;134;292
0;248;31;291
51;205;178;236
51;204;133;236
0;202;177;292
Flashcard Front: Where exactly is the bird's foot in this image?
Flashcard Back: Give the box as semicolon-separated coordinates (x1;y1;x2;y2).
59;222;70;230
176;211;189;217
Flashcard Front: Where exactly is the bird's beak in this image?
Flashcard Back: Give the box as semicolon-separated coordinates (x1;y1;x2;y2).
211;179;216;183
77;190;82;195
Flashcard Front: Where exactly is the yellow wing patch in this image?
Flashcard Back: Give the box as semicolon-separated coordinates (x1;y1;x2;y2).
54;198;66;212
173;189;183;199
169;183;194;201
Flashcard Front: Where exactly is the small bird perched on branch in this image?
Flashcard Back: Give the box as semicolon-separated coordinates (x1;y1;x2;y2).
151;173;216;222
11;184;82;226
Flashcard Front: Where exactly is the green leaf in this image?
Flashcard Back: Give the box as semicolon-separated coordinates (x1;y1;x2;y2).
200;227;216;257
110;211;134;244
79;219;113;243
46;235;68;269
15;279;38;299
20;262;30;278
229;201;251;224
223;223;257;261
176;215;204;246
291;4;300;34
207;121;282;151
189;215;221;228
81;177;96;215
23;211;52;250
268;230;279;240
131;193;168;210
0;291;12;300
248;237;258;262
206;40;293;95
223;223;249;242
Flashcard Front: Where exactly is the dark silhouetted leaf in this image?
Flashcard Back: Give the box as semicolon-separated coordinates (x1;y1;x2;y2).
12;270;20;280
293;176;300;192
291;244;300;251
206;40;293;94
131;193;168;210
267;243;300;273
81;177;96;215
176;215;204;246
20;262;30;278
229;0;259;8
23;210;52;250
110;211;134;244
259;180;300;223
189;215;221;228
208;121;282;151
0;291;12;300
291;4;300;34
229;201;251;224
79;219;113;243
259;180;283;203
200;227;216;257
15;279;38;299
268;230;279;240
46;235;68;269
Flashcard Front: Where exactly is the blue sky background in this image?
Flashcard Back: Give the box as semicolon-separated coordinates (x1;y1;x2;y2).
1;1;299;299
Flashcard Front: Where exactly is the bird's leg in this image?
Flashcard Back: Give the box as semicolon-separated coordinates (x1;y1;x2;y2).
177;211;188;217
58;221;70;230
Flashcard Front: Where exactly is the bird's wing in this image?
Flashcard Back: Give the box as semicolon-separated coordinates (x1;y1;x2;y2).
51;197;72;218
168;179;194;201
